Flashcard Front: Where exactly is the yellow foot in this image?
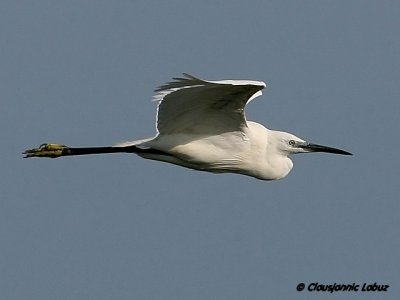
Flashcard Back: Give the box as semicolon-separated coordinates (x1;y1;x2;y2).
23;143;68;158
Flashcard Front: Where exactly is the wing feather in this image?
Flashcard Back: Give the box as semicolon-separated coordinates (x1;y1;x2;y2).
154;74;266;135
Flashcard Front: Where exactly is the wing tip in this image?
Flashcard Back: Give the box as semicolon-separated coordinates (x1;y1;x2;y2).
181;73;199;80
153;73;266;102
153;73;205;97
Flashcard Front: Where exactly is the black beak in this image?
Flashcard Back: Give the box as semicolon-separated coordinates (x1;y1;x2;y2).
300;143;352;155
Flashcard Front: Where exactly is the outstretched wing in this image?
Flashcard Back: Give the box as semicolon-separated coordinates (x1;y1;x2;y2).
154;74;266;135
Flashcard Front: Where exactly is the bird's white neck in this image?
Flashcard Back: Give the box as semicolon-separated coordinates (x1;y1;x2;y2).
244;123;294;180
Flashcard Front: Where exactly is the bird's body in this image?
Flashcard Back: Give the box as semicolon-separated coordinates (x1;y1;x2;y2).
24;74;351;180
130;122;293;180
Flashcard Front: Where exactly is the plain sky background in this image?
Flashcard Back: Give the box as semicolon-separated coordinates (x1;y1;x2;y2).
2;1;399;299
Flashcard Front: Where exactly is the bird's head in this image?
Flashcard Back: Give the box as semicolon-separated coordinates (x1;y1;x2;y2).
271;131;352;156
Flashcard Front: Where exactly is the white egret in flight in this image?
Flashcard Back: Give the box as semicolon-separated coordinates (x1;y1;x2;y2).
24;74;351;180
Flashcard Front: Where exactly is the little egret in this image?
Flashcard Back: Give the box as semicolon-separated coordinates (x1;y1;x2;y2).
24;73;352;180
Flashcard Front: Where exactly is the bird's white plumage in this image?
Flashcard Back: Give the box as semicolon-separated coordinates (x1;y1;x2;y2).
116;74;287;179
113;74;350;180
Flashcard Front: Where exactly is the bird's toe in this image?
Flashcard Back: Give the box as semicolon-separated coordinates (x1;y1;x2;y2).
23;143;68;158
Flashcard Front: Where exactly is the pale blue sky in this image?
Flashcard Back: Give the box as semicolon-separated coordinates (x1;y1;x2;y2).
2;1;399;299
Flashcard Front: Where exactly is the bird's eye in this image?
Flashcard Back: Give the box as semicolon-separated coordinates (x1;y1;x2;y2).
289;140;296;146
